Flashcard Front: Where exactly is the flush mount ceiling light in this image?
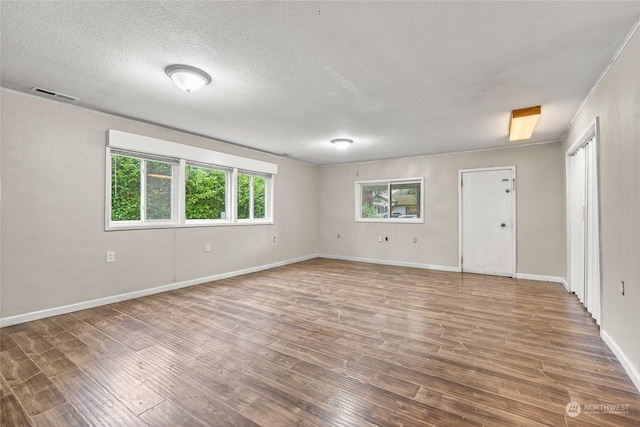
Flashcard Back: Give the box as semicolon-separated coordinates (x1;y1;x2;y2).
165;64;211;93
509;106;541;142
331;138;353;150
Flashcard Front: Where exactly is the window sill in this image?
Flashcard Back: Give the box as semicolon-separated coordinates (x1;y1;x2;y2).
355;218;424;224
106;220;274;231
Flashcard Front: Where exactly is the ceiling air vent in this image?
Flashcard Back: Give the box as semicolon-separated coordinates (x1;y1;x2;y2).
31;87;78;102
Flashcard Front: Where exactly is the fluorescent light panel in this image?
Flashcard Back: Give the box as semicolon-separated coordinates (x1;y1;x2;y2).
509;106;541;142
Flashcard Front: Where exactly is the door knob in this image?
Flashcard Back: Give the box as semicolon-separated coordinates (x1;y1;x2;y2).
500;223;506;228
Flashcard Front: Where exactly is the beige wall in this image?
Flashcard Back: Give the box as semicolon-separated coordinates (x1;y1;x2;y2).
561;28;640;379
318;142;566;278
0;90;319;319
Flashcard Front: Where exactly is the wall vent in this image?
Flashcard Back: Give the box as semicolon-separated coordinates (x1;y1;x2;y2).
31;87;79;102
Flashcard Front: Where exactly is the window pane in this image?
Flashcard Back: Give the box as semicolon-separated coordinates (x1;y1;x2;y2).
361;184;388;218
390;182;420;218
185;165;227;220
253;176;266;219
111;155;141;221
146;161;173;220
238;174;251;219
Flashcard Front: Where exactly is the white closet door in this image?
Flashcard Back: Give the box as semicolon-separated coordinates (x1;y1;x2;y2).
585;140;601;324
568;135;600;325
570;147;586;303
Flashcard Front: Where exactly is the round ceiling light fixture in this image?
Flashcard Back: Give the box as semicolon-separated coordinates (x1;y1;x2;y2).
331;138;353;150
165;64;211;93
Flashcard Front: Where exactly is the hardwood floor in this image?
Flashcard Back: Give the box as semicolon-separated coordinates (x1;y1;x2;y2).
1;258;639;426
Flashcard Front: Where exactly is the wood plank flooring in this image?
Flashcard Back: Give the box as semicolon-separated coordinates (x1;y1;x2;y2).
1;258;639;426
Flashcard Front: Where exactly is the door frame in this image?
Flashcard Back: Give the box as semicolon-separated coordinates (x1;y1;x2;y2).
458;166;517;276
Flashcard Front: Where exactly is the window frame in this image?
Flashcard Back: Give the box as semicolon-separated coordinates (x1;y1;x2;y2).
355;177;424;223
107;150;179;229
236;170;273;224
183;161;232;225
105;130;277;230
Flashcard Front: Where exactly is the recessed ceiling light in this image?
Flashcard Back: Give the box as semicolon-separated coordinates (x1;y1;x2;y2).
509;106;541;141
165;64;211;93
331;138;353;150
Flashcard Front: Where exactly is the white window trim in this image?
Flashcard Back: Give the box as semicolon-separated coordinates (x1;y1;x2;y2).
355;177;424;224
237;171;273;223
183;162;232;225
105;130;277;230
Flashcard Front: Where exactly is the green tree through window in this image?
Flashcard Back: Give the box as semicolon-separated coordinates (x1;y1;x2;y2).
238;173;267;220
109;148;272;227
111;155;141;221
146;161;172;220
185;165;227;220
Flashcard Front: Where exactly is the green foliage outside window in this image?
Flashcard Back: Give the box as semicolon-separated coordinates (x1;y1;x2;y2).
238;174;251;220
238;174;266;220
185;165;227;220
253;176;266;219
111;155;141;221
111;154;268;223
146;161;173;220
361;205;379;218
111;155;173;221
361;184;387;218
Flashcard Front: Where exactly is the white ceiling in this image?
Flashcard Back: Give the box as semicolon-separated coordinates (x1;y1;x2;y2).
2;2;639;165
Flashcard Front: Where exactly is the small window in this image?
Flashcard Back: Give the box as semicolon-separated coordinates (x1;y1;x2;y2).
238;172;270;221
185;163;229;222
356;177;423;223
110;152;177;226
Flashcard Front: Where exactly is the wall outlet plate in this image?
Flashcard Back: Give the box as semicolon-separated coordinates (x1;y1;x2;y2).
106;251;115;263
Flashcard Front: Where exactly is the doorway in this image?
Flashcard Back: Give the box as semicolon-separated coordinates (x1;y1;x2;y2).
459;166;516;277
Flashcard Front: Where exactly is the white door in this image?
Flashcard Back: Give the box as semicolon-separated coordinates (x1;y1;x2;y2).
569;147;586;302
460;168;515;277
567;134;600;324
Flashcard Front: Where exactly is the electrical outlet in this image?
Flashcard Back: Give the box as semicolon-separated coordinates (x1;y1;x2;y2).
106;251;115;263
205;244;211;253
273;236;277;243
378;236;382;243
620;280;625;296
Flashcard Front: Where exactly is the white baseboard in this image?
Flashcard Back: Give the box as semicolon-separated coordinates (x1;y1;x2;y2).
601;330;640;393
317;253;461;273
514;272;565;284
0;254;317;328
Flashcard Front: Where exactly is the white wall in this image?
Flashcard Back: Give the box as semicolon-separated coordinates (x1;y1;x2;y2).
0;89;319;320
318;142;566;279
561;26;640;388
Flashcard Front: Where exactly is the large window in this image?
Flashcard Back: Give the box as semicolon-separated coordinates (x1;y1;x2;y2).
106;130;276;230
356;177;423;223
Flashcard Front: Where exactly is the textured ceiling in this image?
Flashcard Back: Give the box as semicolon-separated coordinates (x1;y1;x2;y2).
2;1;639;165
